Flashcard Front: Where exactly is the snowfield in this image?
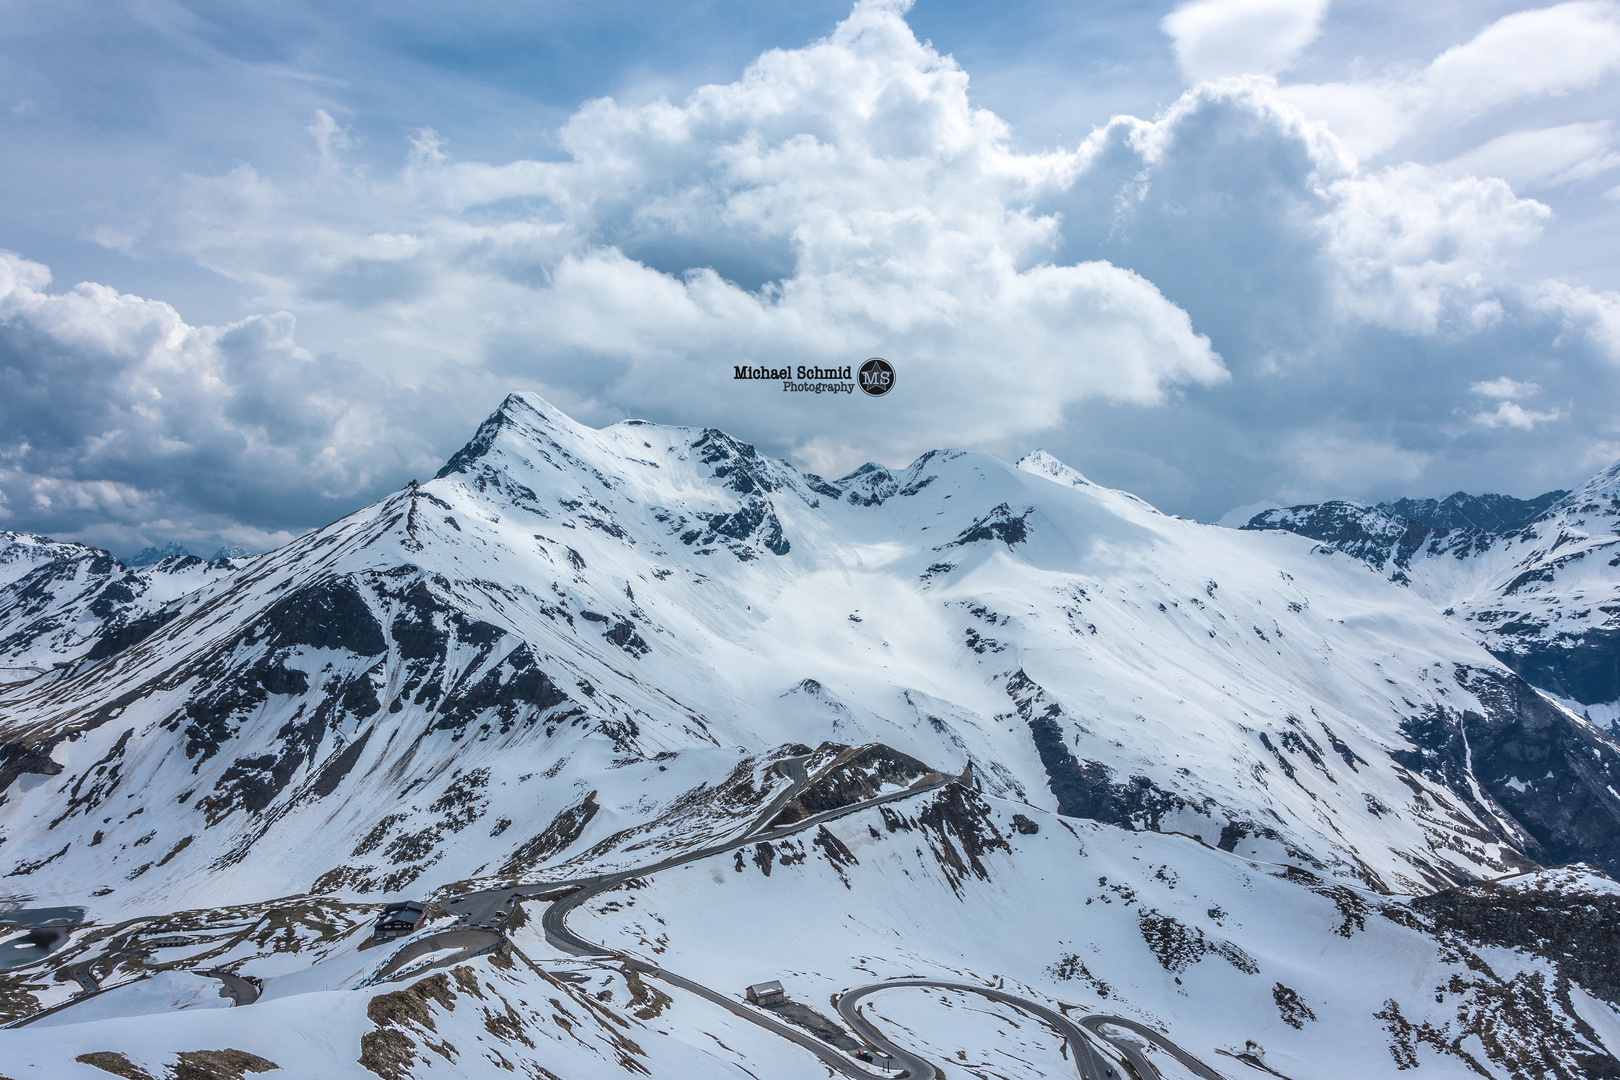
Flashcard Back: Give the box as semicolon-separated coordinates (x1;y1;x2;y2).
0;392;1617;1077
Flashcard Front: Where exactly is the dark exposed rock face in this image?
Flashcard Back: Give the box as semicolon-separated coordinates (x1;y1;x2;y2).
84;609;179;662
1454;666;1620;875
834;463;899;507
251;579;387;657
791;744;934;817
1384;491;1568;533
1137;908;1257;975
310;726;374;800
499;791;601;876
1494;627;1620;709
831;450;964;508
1413;868;1620;1007
1245;501;1482;572
1006;669;1186;830
434;400;512;480
869;783;1010;896
0;742;62;794
1392;664;1620;878
947;503;1032;549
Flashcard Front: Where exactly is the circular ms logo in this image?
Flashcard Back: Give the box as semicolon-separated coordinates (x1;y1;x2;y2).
858;357;895;397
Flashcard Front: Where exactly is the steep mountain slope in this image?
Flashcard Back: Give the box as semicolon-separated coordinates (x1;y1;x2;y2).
0;533;245;679
1383;490;1568;533
3;392;1619;925
1245;463;1620;719
3;393;1620;1079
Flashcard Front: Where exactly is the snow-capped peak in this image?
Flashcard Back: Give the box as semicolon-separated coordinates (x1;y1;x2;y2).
1553;456;1620;518
1015;449;1092;489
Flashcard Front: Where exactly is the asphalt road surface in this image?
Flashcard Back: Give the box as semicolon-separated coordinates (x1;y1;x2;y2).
1080;1014;1229;1080
8;968;257;1029
541;759;954;959
533;758;1227;1080
10;749;1229;1079
841;980;1131;1080
70;916;158;993
366;928;502;984
201;968;261;1006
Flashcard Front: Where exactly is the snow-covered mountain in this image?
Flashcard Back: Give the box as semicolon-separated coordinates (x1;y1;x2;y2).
1245;463;1620;722
3;393;1619;1078
0;533;246;678
6;391;1619;904
1382;490;1568;533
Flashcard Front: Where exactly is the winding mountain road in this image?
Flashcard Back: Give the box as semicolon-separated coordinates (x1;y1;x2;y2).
6;914;263;1028
364;928;503;984
1079;1014;1228;1080
17;750;1228;1077
539;757;952;959
839;980;1120;1080
511;754;1227;1080
201;968;261;1006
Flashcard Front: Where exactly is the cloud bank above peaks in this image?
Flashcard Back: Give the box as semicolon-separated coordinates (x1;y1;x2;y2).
169;1;1229;466
0;251;441;554
4;0;1620;545
1277;1;1620;160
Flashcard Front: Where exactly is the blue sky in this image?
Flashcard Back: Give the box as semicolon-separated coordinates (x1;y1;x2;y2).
2;0;1619;554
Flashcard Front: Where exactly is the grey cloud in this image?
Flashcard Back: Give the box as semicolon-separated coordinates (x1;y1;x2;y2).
0;252;445;555
1026;82;1620;515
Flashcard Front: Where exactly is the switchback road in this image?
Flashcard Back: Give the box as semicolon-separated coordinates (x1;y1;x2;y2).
1079;1014;1228;1080
14;747;1234;1080
524;756;1227;1080
839;980;1123;1080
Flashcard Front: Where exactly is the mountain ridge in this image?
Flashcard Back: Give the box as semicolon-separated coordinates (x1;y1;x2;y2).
1244;460;1620;716
4;392;1620;1078
2;391;1617;913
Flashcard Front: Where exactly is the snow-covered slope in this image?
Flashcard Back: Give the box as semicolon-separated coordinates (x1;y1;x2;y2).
1245;462;1620;718
3;392;1620;1079
2;392;1618;917
6;784;1616;1080
583;787;1620;1079
0;532;246;678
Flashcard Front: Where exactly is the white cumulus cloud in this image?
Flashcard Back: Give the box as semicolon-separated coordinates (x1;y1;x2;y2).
1282;2;1620;160
1162;0;1332;83
1470;376;1542;399
1472;401;1564;430
1439;122;1620;191
164;0;1228;470
1467;375;1562;430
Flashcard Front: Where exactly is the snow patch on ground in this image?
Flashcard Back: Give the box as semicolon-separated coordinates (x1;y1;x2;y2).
32;970;230;1027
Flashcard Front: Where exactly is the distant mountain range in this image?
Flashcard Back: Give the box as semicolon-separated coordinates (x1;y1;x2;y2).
1380;490;1569;533
128;542;253;567
1244;469;1620;719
